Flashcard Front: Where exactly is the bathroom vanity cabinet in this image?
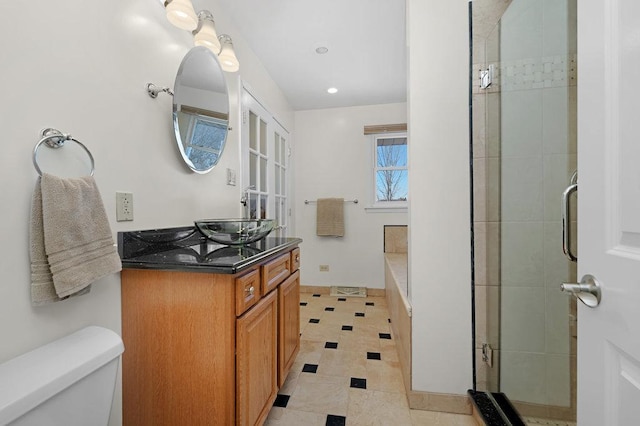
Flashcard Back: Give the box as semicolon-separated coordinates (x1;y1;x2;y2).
119;231;301;426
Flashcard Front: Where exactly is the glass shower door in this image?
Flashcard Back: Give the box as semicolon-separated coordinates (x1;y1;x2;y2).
472;0;577;423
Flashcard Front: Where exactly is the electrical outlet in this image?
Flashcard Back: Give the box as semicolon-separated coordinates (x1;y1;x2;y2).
319;264;330;272
116;192;133;222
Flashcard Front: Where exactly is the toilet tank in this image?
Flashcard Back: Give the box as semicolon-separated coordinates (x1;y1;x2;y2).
0;326;124;426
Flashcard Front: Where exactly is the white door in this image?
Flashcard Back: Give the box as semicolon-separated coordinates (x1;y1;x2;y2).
577;0;640;424
272;121;290;237
241;88;271;220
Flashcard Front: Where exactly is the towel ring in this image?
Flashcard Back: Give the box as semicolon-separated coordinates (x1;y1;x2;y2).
33;128;95;177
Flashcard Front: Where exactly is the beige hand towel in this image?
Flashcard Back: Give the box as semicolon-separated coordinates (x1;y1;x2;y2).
30;173;122;305
316;198;345;237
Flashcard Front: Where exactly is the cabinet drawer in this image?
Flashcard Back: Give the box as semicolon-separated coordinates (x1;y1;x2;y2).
236;268;261;316
262;252;291;295
291;247;300;272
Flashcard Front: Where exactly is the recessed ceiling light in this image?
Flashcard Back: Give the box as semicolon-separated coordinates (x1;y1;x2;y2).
327;87;338;94
315;46;329;54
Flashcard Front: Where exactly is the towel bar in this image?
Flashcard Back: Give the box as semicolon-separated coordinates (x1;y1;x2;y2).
304;199;358;204
32;128;95;176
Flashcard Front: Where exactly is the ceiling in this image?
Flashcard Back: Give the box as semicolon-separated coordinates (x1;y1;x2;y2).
213;0;407;111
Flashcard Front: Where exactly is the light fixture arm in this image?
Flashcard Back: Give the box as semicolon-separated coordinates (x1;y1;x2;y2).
193;10;215;35
146;83;174;98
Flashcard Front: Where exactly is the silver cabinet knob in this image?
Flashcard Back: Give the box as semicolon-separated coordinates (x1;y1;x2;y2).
561;274;601;308
246;286;255;296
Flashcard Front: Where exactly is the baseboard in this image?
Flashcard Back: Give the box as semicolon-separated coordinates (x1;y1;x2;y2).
407;390;472;415
368;288;385;297
300;285;330;294
511;399;575;422
300;285;385;297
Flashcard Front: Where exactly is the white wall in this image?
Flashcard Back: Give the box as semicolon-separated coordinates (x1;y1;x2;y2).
407;0;473;394
0;1;291;425
293;103;408;290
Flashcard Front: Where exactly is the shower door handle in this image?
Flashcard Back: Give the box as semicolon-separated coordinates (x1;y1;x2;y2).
561;274;601;308
561;173;578;262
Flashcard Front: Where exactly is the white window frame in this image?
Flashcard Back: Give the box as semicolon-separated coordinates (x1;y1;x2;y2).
366;131;408;213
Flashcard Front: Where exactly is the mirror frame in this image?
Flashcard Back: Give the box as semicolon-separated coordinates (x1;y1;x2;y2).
172;46;230;174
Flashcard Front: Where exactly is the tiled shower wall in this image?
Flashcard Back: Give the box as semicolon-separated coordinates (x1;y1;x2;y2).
472;0;577;420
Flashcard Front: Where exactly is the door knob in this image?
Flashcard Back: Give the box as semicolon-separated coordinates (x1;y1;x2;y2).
561;274;601;308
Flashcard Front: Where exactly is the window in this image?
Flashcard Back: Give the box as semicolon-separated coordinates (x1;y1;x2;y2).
181;114;227;171
372;132;408;209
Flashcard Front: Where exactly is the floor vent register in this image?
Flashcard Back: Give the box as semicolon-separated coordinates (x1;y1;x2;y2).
330;286;367;297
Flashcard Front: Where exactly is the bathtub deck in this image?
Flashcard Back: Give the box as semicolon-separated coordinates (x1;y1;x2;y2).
384;253;412;397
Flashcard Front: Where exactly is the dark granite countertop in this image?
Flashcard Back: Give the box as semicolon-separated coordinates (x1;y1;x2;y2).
118;226;302;274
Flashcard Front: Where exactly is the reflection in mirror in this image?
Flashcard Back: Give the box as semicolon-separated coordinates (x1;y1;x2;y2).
173;46;229;173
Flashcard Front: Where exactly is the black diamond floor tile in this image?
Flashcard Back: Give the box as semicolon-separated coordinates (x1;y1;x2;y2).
350;377;367;389
326;414;346;426
273;394;290;408
302;363;318;373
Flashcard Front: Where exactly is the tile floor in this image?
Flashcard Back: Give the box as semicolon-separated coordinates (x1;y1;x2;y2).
265;293;478;426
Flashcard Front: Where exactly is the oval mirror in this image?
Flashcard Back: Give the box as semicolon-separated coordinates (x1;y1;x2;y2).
173;46;229;174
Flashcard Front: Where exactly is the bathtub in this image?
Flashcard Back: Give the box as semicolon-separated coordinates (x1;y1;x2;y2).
384;249;411;394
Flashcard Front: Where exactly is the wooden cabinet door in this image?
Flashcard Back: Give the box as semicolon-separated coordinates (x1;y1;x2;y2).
121;269;236;426
278;270;300;387
236;290;278;426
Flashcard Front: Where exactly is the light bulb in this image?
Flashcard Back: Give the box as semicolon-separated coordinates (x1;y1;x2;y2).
165;0;198;31
218;35;240;73
193;11;220;53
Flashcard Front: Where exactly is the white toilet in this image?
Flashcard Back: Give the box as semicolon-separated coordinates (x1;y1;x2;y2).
0;326;124;426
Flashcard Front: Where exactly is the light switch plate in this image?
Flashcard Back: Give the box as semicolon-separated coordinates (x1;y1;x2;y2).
227;168;236;186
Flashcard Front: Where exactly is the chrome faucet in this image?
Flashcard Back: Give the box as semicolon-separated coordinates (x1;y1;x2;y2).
240;185;255;207
240;185;255;218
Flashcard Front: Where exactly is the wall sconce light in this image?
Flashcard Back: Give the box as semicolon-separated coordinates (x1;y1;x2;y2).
163;0;198;31
159;1;239;73
218;35;240;73
193;11;221;54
